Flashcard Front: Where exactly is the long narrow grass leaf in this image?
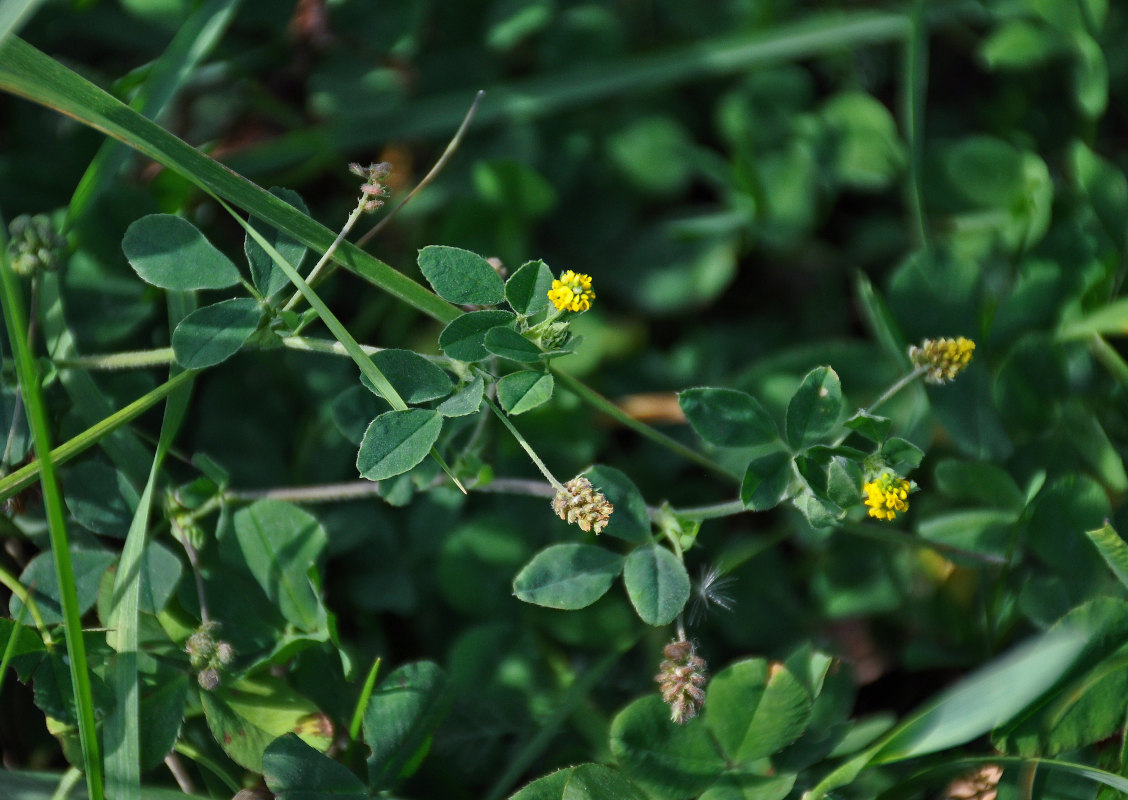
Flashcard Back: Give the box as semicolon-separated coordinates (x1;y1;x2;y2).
67;0;242;225
348;656;382;741
0;0;41;47
104;295;195;800
0;369;196;502
0;235;103;800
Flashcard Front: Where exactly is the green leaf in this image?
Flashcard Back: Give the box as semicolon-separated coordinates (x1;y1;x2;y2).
583;465;651;543
872;626;1088;762
364;661;447;789
705;658;812;762
699;772;796;800
171;298;262;369
881;437;924;473
510;764;649;800
436;376;485;417
264;733;367;800
512;543;623;610
609;695;727;800
246;187;310;298
418;245;505;306
360;349;452;404
485;326;544;362
623;544;690;626
138;540;183;615
933;459;1025;513
331;385;391;445
201;676;333;773
843;411;892;444
741;452;793;511
356;409;443;481
137;659;188;771
505;259;554;316
1069;140;1128;254
122;214;241;290
1086;522;1128;590
497;370;554;415
438;310;516;361
679;388;778;447
1059;297;1128;340
63;460;139;537
820;91;905;190
10;548;115;625
233;500;328;631
785;367;842;450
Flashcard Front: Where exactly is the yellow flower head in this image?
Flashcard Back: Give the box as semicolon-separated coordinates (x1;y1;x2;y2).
863;472;911;521
547;270;595;313
909;337;975;384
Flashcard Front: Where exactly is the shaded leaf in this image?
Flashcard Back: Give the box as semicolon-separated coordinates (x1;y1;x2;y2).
122;214;241;290
512;544;623;610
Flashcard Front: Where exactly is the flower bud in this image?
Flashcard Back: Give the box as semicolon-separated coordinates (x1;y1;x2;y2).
7;214;66;276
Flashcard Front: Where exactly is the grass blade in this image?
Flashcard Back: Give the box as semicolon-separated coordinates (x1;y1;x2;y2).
0;0;41;47
0;229;103;800
104;294;195;800
66;0;242;226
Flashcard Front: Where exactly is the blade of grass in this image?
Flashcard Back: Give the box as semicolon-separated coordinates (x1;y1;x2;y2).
104;294;195;800
0;228;103;800
0;35;461;325
66;0;242;226
0;369;197;502
0;0;41;47
224;198;466;492
348;656;381;741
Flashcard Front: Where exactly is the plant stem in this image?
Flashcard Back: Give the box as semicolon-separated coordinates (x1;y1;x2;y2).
550;367;739;482
356;90;485;247
484;397;566;493
226;481;385;504
904;0;930;251
0;565;51;643
282;195;368;314
669;499;746;521
869;365;927;413
55;348;175;370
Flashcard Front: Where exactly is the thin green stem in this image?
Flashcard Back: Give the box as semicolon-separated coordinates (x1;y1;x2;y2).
282;195;367;314
484;397;566;493
550;367;739;482
55;347;175;370
904;0;930;251
0;565;51;643
669;499;746;521
226;481;384;505
869;365;927;414
172;741;240;794
0;591;31;698
1089;333;1128;391
356;90;485;247
48;768;84;800
0;368;198;502
1;237;103;800
348;656;382;741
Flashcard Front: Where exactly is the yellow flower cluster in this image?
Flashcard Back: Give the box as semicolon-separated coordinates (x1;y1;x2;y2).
547;270;595;312
863;472;911;521
909;337;975;384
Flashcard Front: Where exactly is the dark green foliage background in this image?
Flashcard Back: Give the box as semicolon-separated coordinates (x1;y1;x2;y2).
3;0;1128;799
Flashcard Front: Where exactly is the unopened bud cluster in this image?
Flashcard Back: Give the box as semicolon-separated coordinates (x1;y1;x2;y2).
552;476;614;534
7;214;66;276
349;161;392;212
185;621;235;690
655;639;708;725
909;336;975;384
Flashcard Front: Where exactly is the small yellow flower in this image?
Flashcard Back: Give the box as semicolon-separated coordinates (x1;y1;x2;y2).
547;270;595;312
909;337;975;384
863;472;911;521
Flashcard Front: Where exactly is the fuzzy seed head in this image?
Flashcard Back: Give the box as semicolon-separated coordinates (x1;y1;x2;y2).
552;476;614;534
655;639;708;725
7;214;66;276
909;337;975;384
